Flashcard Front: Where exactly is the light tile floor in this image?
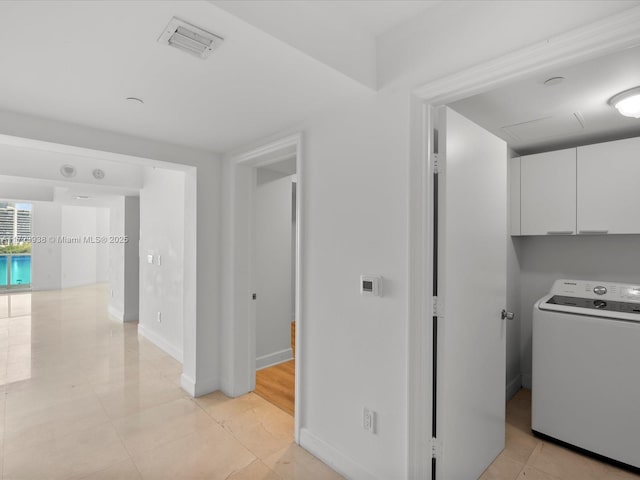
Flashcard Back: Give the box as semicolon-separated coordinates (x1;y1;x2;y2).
1;285;638;480
481;389;640;480
0;285;341;480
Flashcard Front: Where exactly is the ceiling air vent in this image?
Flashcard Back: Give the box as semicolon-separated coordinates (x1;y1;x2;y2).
158;17;224;59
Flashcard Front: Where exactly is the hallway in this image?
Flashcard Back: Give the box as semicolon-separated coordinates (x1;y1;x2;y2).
0;285;341;479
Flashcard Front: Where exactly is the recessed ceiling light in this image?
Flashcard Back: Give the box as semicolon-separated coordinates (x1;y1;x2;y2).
126;97;144;105
158;17;224;59
609;87;640;118
60;164;77;178
92;168;105;180
544;76;566;86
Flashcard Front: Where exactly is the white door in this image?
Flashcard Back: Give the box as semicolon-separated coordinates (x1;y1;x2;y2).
436;106;508;480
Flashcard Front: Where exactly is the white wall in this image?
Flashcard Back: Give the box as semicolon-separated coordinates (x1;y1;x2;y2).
60;206;97;289
95;207;109;283
518;235;640;388
299;91;409;479
138;167;186;362
31;202;61;291
108;196;140;322
255;174;294;369
32;202;109;290
124;197;140;321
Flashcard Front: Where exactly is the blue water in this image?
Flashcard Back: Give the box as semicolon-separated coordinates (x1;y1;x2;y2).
0;256;6;286
0;255;31;287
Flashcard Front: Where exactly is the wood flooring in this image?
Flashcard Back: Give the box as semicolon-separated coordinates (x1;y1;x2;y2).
254;360;295;415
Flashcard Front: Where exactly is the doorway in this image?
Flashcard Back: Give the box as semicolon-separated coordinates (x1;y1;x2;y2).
253;161;297;415
225;133;303;439
410;13;640;478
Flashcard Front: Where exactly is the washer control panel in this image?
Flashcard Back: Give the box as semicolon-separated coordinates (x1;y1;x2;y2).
551;279;640;304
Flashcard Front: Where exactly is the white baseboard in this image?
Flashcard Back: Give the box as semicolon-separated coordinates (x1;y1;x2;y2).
181;374;196;397
300;428;379;480
108;304;124;322
138;324;183;363
181;373;220;398
522;373;532;389
256;348;293;370
506;374;522;400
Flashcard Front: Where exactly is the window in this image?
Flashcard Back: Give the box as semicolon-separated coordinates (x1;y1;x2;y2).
0;202;32;288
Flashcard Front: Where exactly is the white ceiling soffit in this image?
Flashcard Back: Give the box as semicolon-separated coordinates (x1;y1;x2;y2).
209;1;440;89
0;181;54;202
53;186;130;207
0;143;144;190
209;0;377;89
0;1;371;153
260;156;296;175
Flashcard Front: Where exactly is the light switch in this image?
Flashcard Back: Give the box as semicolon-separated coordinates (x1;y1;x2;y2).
147;254;154;264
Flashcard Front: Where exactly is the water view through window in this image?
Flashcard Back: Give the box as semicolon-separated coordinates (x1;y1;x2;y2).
0;202;32;289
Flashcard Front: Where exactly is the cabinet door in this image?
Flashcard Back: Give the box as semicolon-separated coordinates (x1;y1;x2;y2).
521;148;576;235
509;157;521;236
578;137;640;234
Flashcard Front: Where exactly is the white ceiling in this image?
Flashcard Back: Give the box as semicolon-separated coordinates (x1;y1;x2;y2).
0;0;375;154
450;45;640;155
308;0;441;36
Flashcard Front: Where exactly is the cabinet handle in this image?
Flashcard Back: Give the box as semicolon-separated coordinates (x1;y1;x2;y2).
546;231;574;235
578;230;609;235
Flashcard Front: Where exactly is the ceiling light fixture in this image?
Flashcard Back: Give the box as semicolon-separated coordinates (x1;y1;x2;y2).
609;87;640;118
60;164;77;178
74;195;90;200
158;17;224;59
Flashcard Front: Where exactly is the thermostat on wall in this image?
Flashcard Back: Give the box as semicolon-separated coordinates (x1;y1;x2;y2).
360;275;382;297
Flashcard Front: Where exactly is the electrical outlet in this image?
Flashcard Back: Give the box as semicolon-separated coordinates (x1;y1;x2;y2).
363;408;376;433
157;312;162;323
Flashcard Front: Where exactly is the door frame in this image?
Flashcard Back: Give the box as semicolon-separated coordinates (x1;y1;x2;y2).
407;7;640;477
224;132;304;441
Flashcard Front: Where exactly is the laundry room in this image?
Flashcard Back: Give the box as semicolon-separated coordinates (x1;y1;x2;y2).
449;42;640;472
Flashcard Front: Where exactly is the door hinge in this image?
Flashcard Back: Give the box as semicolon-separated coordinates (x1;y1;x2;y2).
432;153;439;174
431;437;443;459
432;296;443;317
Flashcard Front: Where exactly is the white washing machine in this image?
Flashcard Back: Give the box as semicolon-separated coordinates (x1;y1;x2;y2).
532;279;640;470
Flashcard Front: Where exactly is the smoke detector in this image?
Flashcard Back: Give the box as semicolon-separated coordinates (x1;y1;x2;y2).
158;17;224;59
92;168;105;180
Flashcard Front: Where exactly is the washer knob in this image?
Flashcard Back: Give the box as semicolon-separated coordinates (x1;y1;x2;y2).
593;286;607;295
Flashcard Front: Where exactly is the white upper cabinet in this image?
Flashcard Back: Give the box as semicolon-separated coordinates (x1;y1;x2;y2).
521;148;576;235
509;157;521;236
577;137;640;235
